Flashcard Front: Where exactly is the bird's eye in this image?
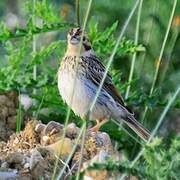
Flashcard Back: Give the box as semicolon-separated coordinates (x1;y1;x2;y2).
69;29;74;36
75;28;82;36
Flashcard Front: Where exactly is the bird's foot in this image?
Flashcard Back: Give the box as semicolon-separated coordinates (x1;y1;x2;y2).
88;119;108;133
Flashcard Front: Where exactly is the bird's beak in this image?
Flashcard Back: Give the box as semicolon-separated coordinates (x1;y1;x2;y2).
70;36;80;45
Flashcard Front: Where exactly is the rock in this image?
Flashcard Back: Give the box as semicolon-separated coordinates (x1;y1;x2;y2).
30;149;49;179
44;121;64;136
6;91;18;104
46;138;73;158
8;108;17;116
5;152;25;164
95;132;113;151
7;116;17;130
1;161;9;168
0;119;122;179
24;163;30;169
0;121;7;141
0;171;19;179
35;123;46;133
66;123;80;138
37;121;64;145
30;149;45;169
1;106;9;118
0;92;18;141
0;95;10;106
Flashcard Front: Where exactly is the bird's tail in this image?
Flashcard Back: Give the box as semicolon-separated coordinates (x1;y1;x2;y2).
122;115;151;142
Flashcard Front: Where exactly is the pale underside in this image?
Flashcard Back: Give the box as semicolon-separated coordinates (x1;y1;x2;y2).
58;55;127;121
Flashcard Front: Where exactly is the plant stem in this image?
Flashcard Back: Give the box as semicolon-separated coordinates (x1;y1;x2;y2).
32;0;37;117
149;0;177;97
54;0;92;178
76;121;86;180
125;0;143;100
56;122;86;179
120;85;180;180
139;0;158;78
89;0;140;113
159;28;179;84
76;0;80;26
16;89;22;133
142;0;177;121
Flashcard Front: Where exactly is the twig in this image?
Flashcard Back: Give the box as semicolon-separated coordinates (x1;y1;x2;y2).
76;0;81;26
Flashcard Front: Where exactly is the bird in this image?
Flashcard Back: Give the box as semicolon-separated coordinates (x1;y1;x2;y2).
58;27;150;142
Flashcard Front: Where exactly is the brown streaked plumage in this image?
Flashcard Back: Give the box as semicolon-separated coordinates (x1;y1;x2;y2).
58;28;150;141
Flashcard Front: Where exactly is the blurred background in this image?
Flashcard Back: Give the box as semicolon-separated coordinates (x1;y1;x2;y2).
0;0;179;158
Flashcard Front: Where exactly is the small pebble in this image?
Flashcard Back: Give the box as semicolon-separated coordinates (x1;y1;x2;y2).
24;163;30;169
1;162;9;168
35;123;46;133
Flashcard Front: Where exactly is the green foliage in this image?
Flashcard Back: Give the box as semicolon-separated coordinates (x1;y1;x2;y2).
88;20;145;59
0;0;179;179
142;137;180;179
0;22;75;42
80;137;180;179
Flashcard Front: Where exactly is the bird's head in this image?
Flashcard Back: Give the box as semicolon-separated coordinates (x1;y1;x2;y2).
67;27;92;54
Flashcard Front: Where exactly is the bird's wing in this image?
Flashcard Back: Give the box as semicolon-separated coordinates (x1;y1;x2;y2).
81;54;133;114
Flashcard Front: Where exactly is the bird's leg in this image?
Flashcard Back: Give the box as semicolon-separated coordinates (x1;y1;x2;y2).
89;119;108;132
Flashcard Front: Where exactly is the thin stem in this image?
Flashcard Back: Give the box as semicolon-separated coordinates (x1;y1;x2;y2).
32;0;37;117
89;0;140;113
56;122;86;179
54;0;92;178
119;85;180;180
112;119;144;145
35;94;45;119
149;0;177;97
139;0;158;78
16;88;22;133
62;0;92;134
159;29;179;84
142;0;177;120
125;0;143;100
76;0;80;26
75;121;86;180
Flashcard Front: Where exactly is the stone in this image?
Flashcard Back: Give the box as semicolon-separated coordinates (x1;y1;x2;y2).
7;116;16;130
30;149;48;179
35;123;46;133
1;107;9;118
0;121;7;141
8;108;16;116
0;95;9;106
24;163;30;169
44;121;64;136
5;152;25;164
45;137;73;158
1;161;9;168
66;123;80;138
